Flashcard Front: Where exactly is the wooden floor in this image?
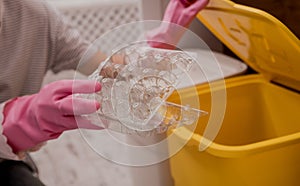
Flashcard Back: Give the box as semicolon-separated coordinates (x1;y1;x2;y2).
31;130;133;186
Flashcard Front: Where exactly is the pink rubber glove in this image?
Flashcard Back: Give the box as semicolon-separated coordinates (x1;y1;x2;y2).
147;0;209;49
2;80;101;153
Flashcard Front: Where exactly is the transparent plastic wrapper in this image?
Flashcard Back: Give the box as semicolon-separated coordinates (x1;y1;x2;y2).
79;42;207;136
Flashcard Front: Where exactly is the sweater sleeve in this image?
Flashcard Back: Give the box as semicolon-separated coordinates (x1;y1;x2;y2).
45;1;91;73
0;102;19;160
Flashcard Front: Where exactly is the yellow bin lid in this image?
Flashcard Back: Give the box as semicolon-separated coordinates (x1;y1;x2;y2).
197;0;300;91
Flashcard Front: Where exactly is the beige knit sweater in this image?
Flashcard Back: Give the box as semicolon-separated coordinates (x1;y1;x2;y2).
0;0;90;159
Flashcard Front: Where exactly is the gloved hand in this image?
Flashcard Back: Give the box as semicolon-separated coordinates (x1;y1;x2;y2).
2;80;102;153
147;0;209;49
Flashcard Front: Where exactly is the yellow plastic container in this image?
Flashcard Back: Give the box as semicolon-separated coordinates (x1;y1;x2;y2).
168;0;300;185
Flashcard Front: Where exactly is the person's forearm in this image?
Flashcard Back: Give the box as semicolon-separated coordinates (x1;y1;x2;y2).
1;80;101;153
0;102;19;160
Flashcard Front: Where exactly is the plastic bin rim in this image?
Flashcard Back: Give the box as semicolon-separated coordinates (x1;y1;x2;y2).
172;74;282;101
175;127;300;158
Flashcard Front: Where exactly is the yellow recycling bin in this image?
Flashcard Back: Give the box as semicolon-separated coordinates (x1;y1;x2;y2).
168;0;300;186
